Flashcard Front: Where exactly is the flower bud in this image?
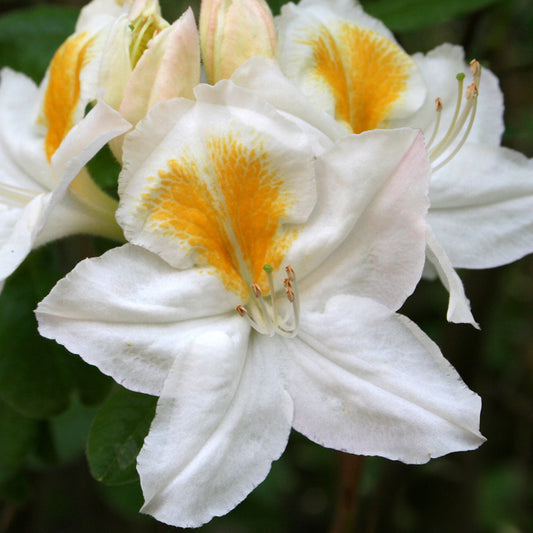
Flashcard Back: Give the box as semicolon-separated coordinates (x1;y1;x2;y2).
200;0;276;84
120;7;200;125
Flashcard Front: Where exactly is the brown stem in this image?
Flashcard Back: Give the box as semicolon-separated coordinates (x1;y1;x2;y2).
329;453;365;533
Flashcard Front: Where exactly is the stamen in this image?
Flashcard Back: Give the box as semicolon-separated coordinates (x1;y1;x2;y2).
470;59;481;86
285;265;295;282
429;72;465;160
428;64;481;171
432;83;478;172
284;265;300;333
426;98;442;149
235;265;301;338
235;303;266;332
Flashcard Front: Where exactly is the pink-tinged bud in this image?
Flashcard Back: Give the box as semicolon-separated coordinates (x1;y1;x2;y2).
200;0;276;84
119;7;200;126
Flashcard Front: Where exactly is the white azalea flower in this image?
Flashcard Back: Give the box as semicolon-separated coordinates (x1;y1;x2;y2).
37;81;484;527
237;0;533;325
0;47;130;286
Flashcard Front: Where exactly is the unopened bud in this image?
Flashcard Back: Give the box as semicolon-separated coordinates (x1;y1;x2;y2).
199;0;276;84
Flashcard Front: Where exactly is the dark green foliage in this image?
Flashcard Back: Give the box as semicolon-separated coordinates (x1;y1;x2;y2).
0;6;77;83
88;387;157;485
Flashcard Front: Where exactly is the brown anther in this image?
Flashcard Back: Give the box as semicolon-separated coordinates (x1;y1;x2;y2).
466;82;479;100
469;59;481;78
251;283;262;298
283;278;293;289
435;97;442;112
236;305;247;316
285;265;295;281
285;286;295;302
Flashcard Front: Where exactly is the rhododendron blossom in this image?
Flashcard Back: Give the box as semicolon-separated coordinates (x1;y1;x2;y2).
37;82;484;527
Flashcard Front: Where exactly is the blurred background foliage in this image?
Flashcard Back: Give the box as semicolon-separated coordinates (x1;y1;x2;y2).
0;0;532;531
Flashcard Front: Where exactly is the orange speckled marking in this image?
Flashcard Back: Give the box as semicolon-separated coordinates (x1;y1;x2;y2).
303;22;415;133
139;133;297;299
41;32;97;161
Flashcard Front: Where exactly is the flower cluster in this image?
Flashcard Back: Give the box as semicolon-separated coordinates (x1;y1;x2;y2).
1;0;532;528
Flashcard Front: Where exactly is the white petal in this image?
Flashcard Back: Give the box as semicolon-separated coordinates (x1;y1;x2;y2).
272;294;484;463
50;99;131;182
429;143;533;269
98;15;133;111
37;101;131;243
76;0;125;31
0;195;49;283
292;129;429;312
118;82;317;272
36;244;241;395
425;226;478;327
138;328;293;527
0;68;53;191
279;0;397;45
231;57;348;142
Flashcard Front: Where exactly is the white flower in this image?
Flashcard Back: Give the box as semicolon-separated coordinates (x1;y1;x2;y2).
37;81;483;527
233;0;533;326
0;32;130;287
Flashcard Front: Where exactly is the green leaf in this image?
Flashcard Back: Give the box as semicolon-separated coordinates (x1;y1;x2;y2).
88;387;157;485
0;6;78;83
266;0;285;15
0;248;73;419
0;472;30;503
364;0;503;32
51;398;100;464
0;399;37;483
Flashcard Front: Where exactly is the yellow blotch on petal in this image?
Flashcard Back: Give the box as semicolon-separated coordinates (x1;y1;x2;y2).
139;133;296;299
41;32;97;161
303;22;415;133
